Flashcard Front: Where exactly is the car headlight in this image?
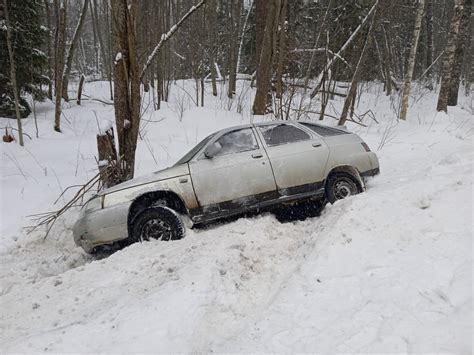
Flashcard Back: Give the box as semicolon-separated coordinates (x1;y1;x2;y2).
84;195;102;213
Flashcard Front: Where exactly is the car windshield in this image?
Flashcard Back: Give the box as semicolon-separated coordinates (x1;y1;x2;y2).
174;133;217;165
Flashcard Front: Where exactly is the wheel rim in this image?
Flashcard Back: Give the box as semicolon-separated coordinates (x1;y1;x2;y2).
334;180;354;200
140;218;173;241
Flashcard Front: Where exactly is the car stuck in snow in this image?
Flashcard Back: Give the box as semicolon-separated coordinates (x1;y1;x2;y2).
73;121;379;253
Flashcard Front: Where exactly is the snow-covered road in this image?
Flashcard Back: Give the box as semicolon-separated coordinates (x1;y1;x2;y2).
1;82;472;352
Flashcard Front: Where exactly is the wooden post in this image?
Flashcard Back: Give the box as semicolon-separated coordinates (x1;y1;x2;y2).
96;127;118;188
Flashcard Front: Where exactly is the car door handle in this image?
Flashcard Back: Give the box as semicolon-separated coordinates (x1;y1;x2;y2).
251;153;263;159
312;142;322;148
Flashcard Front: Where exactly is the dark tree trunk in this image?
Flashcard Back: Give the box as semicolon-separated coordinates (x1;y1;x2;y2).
255;0;268;67
111;0;141;182
252;0;281;115
425;0;434;88
44;0;53;100
76;74;85;105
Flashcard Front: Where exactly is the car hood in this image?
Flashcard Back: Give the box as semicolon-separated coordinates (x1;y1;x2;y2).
100;164;190;195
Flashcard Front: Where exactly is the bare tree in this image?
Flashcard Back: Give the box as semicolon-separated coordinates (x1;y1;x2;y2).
44;0;54;100
110;0;141;181
228;0;242;98
437;0;465;112
3;0;24;146
400;0;425;121
54;0;67;132
448;0;472;106
252;0;281;115
140;0;206;81
62;0;90;101
310;1;379;99
339;4;379;126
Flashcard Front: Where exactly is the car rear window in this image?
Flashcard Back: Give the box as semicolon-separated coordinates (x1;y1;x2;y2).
259;124;310;146
299;122;348;136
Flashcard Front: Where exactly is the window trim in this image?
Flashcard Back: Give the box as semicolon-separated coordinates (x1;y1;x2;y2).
258;123;311;147
298;122;348;137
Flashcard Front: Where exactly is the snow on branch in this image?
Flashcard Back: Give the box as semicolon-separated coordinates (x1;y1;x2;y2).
292;48;352;70
140;0;206;80
310;0;379;99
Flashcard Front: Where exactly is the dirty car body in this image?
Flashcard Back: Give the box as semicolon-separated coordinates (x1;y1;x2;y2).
74;121;379;252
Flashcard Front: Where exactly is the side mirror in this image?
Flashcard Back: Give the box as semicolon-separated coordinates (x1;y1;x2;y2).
204;143;220;159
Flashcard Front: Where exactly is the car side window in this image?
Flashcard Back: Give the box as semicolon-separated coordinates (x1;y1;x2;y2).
259;124;310;147
212;128;259;156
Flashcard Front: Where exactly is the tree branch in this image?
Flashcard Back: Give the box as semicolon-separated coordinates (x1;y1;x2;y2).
139;0;206;80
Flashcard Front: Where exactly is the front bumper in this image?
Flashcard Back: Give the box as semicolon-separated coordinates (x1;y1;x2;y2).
73;201;131;253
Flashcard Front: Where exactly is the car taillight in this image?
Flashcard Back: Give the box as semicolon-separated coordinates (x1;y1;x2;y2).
361;142;371;152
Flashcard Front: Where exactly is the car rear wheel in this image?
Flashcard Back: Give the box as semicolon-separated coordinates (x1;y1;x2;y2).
130;206;185;243
326;173;360;203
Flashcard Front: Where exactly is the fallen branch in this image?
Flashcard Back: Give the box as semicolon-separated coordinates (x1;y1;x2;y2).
82;94;114;105
290;108;368;127
26;171;103;239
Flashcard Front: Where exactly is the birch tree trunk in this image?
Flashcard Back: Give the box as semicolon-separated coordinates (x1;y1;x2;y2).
436;0;465;112
62;0;90;101
3;0;24;146
54;1;67;132
447;0;472;106
399;0;425;121
236;0;253;72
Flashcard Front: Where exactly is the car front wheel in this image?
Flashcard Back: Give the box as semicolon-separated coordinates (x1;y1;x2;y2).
130;206;185;243
326;173;360;203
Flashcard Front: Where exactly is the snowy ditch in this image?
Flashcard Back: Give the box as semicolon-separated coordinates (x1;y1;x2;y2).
0;81;472;352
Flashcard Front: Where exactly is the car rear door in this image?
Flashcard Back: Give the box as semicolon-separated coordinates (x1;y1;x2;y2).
189;127;277;209
256;123;330;195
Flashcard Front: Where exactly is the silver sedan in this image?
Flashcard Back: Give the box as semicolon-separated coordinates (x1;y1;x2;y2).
74;121;379;253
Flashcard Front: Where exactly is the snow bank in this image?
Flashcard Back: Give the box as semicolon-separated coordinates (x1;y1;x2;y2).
0;81;472;352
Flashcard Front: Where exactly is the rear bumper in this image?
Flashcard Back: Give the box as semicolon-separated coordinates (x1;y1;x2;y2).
361;167;380;177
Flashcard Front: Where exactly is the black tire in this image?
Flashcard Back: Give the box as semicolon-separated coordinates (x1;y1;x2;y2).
130;206;185;243
326;173;360;204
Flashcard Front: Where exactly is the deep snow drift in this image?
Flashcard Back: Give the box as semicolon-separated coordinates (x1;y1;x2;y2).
0;80;472;353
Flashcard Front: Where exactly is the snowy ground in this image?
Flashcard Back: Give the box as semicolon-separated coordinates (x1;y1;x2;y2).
0;80;472;353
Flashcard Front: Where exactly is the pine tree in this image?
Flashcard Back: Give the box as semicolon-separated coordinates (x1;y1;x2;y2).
0;0;47;118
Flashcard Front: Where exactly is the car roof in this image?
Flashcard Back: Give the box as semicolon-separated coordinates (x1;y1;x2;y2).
213;120;338;134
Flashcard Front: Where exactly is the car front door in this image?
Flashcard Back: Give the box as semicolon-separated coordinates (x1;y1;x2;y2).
256;123;330;195
189;127;277;210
